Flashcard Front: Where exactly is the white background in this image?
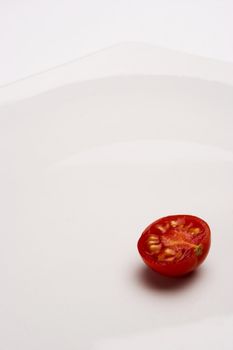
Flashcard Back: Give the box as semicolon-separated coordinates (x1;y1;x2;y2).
1;0;233;86
1;2;233;348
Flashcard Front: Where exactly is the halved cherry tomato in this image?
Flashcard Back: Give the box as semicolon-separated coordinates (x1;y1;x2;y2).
137;215;211;277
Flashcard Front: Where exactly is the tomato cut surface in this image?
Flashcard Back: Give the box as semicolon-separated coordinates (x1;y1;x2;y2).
137;215;211;276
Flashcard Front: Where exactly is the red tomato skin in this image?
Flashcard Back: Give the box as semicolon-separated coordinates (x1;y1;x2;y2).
137;215;211;277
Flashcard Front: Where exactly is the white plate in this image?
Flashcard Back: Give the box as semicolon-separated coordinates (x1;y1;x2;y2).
1;47;233;349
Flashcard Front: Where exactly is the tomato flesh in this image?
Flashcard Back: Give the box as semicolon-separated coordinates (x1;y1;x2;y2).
137;215;211;277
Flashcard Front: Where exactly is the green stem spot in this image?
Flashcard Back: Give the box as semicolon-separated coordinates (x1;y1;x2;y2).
194;244;203;257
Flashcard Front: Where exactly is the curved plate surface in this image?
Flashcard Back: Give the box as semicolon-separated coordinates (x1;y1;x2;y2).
0;76;233;349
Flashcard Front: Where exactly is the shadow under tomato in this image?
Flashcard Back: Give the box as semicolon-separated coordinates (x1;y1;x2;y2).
136;264;203;292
